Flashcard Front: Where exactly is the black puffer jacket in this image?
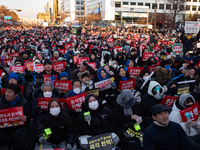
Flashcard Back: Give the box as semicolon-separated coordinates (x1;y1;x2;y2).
75;95;115;136
35;112;75;145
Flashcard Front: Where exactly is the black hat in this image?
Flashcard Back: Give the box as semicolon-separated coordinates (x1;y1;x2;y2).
36;73;43;78
151;104;170;116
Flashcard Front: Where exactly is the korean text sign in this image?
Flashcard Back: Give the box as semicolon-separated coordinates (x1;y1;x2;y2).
54;80;72;92
117;79;136;91
160;95;179;107
37;98;65;110
94;78;112;91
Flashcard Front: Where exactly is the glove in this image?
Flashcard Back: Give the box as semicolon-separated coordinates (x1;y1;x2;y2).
192;122;200;129
66;143;72;150
154;94;162;100
111;82;116;89
39;136;46;144
69;59;73;63
185;121;193;128
136;116;143;124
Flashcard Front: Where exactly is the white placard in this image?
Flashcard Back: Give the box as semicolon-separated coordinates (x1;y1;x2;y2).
185;21;200;33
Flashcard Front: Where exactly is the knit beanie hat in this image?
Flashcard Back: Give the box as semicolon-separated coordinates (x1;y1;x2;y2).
7;72;19;82
59;72;69;79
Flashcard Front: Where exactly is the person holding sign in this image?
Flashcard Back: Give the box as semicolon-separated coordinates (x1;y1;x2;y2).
169;94;200;149
0;83;31;149
140;81;164;118
31;83;60;119
75;94;119;149
34;99;76;150
79;73;94;92
41;60;60;77
115;66;130;89
143;104;192;150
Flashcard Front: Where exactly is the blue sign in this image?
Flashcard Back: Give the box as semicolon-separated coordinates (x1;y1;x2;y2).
4;16;11;19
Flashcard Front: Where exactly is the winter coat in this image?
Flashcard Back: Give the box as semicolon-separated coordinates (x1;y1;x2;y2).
143;121;192;150
35;112;75;145
140;81;163;117
135;77;149;97
191;85;200;106
156;66;172;86
75;99;115;136
41;69;60;78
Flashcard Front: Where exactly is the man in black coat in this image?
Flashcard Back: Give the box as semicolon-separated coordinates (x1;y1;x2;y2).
0;83;31;148
143;104;192;150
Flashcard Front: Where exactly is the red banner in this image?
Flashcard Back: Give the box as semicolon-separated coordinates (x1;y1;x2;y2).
64;44;72;50
9;53;19;58
148;64;159;73
76;57;89;66
153;45;161;51
160;95;179;107
59;49;66;55
107;38;113;43
180;101;199;122
140;44;147;51
43;75;58;84
9;66;25;73
142;52;154;61
0;106;24;128
94;78;112;91
24;62;44;72
114;46;122;52
161;41;169;45
54;80;72;92
65;92;87;112
73;56;79;64
117;78;136;91
88;63;97;69
50;57;57;63
36;53;42;60
195;61;200;68
19;47;25;53
1;85;24;96
52;61;66;72
22;59;32;64
127;67;143;77
37;97;65;110
0;58;12;66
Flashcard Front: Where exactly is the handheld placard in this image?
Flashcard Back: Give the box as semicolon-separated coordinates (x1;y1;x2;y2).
84;111;91;125
185;112;191;135
133;123;141;131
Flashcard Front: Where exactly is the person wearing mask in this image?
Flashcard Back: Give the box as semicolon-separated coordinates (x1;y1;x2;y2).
79;73;93;92
143;57;157;70
169;94;200;149
156;60;172;86
110;61;118;74
113;89;144;150
70;61;96;80
143;104;192;150
34;99;76;150
89;53;100;69
165;81;178;96
31;83;60;119
75;94;119;150
135;70;150;98
0;84;31;149
26;73;44;102
100;54;112;67
41;60;60;77
64;47;75;68
140;81;164;118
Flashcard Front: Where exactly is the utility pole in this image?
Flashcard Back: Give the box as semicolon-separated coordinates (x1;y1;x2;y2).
121;2;122;26
154;0;157;29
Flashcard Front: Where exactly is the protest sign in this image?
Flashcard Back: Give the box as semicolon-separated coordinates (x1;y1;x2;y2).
10;66;25;73
107;38;113;43
0;106;24;128
127;67;143;77
43;74;58;84
185;21;200;33
9;53;19;58
0;58;12;66
153;45;161;51
139;44;147;51
172;43;183;55
52;61;66;72
197;43;200;48
64;44;72;50
54;80;72;93
117;78;136;91
58;49;67;55
88;133;114;150
161;41;169;45
94;78;112;91
125;128;143;144
76;57;89;67
65;92;87;112
160;95;179;107
148;64;159;73
114;46;122;52
160;55;168;60
37;97;65;110
142;52;154;61
177;84;190;95
88;63;97;69
86;88;99;96
180;101;199;122
1;85;24;96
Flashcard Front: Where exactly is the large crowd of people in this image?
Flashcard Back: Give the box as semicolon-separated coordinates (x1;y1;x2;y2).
0;25;200;150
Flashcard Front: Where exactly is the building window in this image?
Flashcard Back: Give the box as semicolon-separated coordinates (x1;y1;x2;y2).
138;3;143;6
193;0;197;2
130;2;136;5
173;4;178;10
81;6;84;10
81;1;84;4
152;3;157;9
81;12;84;15
159;4;164;9
76;1;80;4
115;2;121;7
123;2;129;5
145;3;150;8
199;6;200;11
76;6;80;10
180;5;184;11
192;5;197;11
186;5;190;10
187;0;191;1
166;4;171;10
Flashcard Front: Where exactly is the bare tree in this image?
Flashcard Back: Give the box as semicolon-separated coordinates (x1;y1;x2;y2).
163;0;186;28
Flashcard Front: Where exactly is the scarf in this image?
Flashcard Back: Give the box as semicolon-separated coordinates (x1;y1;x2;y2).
9;94;20;106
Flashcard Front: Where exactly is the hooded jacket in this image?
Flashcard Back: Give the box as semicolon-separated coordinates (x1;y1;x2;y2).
75;95;115;136
140;81;163;117
156;66;172;86
169;94;199;136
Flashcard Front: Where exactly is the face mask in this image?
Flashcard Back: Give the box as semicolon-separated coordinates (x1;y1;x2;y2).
143;76;149;81
50;107;60;116
43;91;52;97
169;87;178;96
89;101;99;110
113;64;117;68
73;88;81;94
